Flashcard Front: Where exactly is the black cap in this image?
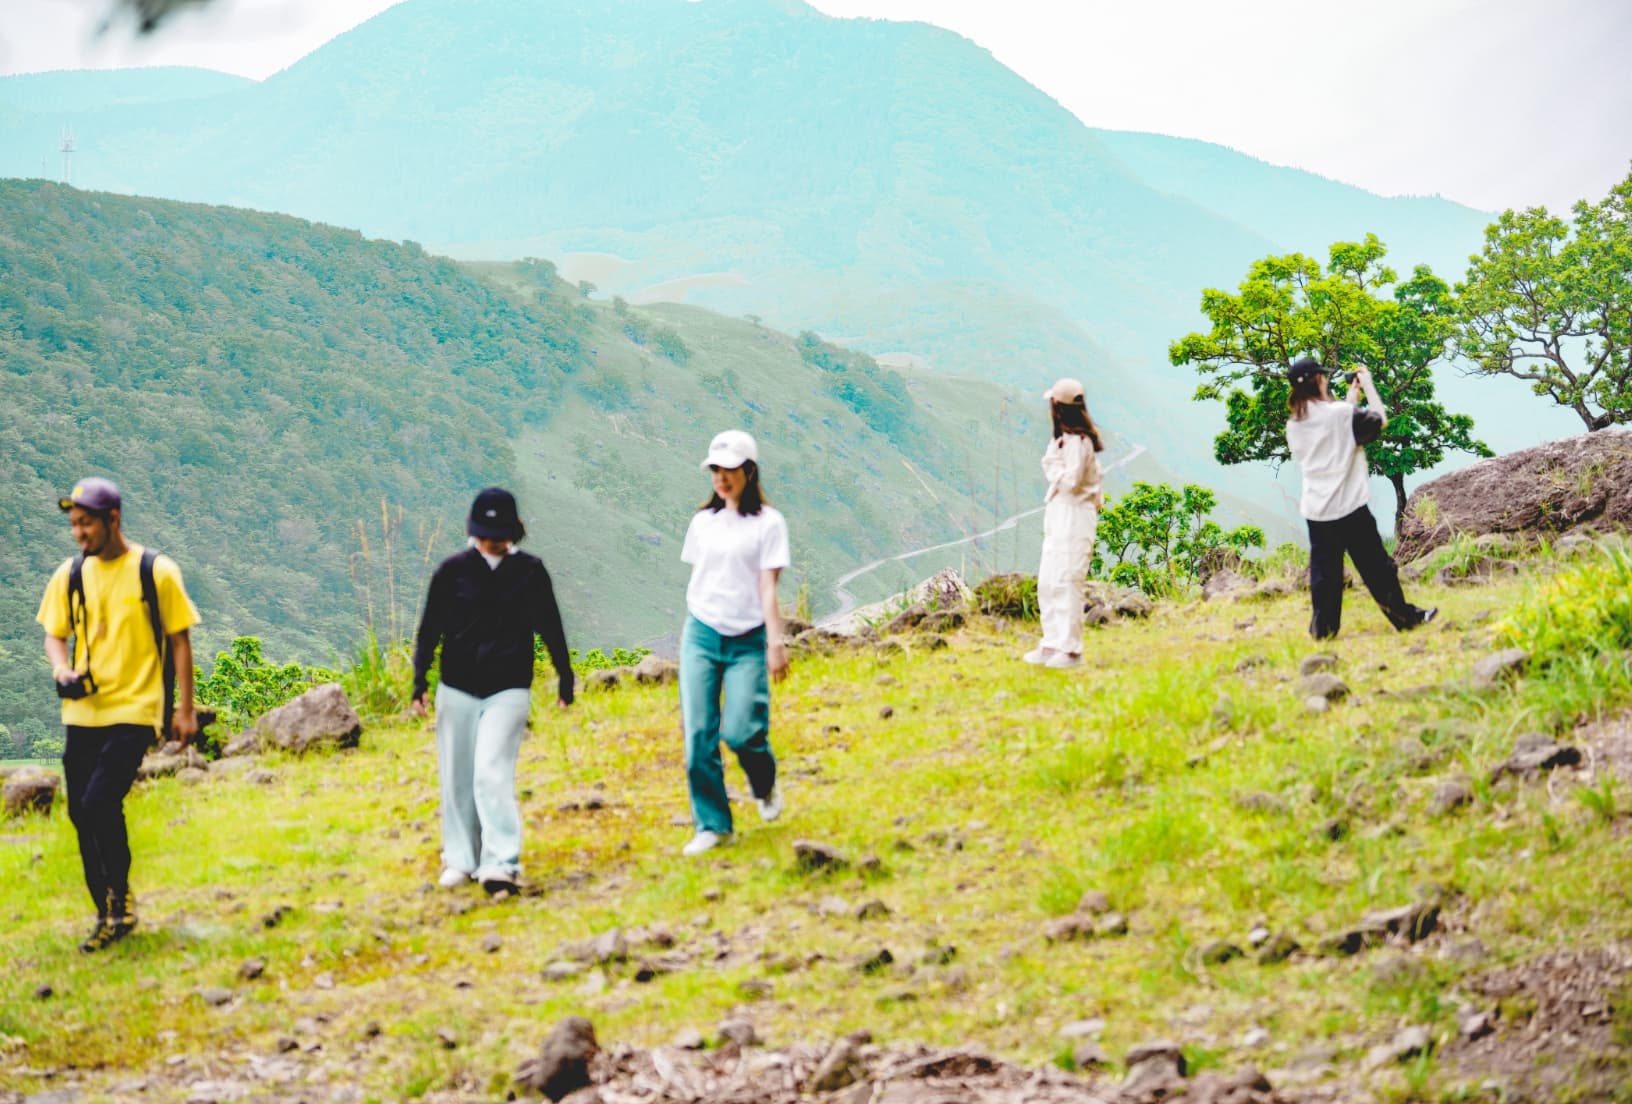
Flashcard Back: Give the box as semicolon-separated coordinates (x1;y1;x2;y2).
1288;357;1325;384
467;487;525;541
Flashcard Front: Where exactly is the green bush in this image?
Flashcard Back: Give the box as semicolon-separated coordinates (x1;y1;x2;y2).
1496;542;1632;660
973;573;1039;620
196;637;337;738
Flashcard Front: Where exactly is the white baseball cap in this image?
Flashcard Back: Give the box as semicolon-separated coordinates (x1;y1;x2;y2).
701;429;758;470
1044;377;1086;403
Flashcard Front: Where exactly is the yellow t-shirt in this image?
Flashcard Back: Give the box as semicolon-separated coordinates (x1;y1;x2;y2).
36;543;201;730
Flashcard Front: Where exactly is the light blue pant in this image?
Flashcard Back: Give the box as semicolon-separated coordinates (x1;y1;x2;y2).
435;684;531;879
680;615;776;835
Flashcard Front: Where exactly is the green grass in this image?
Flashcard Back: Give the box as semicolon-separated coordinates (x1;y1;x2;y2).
3;544;1631;1102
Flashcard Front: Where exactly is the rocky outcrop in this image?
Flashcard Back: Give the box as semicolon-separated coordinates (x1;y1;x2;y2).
247;683;362;755
1396;430;1632;561
2;767;59;817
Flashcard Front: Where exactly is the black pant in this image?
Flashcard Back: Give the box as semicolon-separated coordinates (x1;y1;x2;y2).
1307;505;1426;640
63;724;153;917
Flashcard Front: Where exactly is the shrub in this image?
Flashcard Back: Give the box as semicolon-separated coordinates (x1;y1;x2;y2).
973;573;1039;619
1496;543;1632;660
196;636;337;736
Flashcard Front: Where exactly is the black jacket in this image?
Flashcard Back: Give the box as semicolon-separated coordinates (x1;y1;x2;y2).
412;548;574;704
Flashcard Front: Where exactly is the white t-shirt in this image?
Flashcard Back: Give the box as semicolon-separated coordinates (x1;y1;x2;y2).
1286;401;1377;522
682;506;791;636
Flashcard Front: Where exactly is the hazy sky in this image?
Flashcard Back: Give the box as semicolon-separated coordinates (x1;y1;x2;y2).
2;0;1627;213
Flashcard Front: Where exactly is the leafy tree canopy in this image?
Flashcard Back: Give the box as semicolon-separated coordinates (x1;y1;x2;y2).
1172;235;1491;521
1456;165;1632;431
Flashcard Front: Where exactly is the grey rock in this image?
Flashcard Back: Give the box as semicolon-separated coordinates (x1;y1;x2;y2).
590;928;627;964
585;669;620;691
1125;1039;1187;1075
221;732;260;757
920;610;966;634
793;839;850;874
34;984;53;1000
878;705;894;720
1076;889;1113;915
246;768;278;786
2;768;59;817
1059;1018;1106;1039
238;957;267;981
1303;695;1331;714
198;986;234;1007
883;604;929;634
1458;1008;1496;1040
1202;569;1254;600
1367;1024;1433;1066
542;961;586;982
1255;933;1300;965
1297;672;1349;701
1234;654;1269;673
1431;778;1475;816
1493;732;1583;778
1197;939;1244;965
856;948;895;975
481;933;503;954
1095;912;1129;937
808;1038;865;1092
1299;653;1339;676
855;899;891;921
1211;695;1234;728
1471;648;1530;689
1362;901;1442;943
717;1017;761;1047
1044;915;1095;942
177;766;208;785
516;1017;598;1101
736;977;774;999
1072;1043;1112;1069
632;656;679;685
250;683;362;755
673;1028;705;1050
917;633;950;651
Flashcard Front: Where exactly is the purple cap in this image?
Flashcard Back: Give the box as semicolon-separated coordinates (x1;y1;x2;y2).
58;477;122;512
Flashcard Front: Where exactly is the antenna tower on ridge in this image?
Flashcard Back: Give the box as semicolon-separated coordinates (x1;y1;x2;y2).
60;126;76;185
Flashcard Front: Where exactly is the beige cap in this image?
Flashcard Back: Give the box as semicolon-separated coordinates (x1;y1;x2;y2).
1044;377;1086;403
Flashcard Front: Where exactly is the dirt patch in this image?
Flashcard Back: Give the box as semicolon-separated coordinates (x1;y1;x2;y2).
1445;945;1632;1101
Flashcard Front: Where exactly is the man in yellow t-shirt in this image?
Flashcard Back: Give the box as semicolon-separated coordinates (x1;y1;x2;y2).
37;477;201;953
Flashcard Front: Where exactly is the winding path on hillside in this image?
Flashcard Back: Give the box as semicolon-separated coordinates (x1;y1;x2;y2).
823;444;1147;623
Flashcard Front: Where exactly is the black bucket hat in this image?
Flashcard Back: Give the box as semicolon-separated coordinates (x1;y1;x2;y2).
467;487;525;541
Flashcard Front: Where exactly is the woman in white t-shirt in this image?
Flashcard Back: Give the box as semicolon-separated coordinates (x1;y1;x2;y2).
676;430;791;856
1285;356;1435;639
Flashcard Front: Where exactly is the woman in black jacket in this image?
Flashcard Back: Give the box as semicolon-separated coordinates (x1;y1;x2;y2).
411;488;573;894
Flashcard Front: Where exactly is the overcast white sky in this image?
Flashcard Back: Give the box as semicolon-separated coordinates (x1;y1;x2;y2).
1;0;1627;213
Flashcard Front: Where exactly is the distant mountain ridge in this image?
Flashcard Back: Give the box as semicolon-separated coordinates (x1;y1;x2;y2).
0;0;1581;518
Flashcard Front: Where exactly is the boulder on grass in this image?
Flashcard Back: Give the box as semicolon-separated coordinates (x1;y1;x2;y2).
249;684;362;755
2;768;59;817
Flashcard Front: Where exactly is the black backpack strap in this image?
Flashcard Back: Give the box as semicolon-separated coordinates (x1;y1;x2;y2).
140;549;175;741
66;552;92;680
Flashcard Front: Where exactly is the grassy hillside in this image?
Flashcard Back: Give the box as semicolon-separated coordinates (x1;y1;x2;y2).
0;182;1057;758
2;540;1629;1102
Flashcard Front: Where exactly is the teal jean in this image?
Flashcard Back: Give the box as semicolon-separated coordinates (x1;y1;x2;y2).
680;615;776;835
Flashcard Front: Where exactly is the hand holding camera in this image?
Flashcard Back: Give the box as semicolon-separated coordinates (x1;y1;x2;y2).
53;665;96;699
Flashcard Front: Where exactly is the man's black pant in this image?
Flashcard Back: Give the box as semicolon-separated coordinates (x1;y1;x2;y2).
63;724;152;917
1307;504;1426;640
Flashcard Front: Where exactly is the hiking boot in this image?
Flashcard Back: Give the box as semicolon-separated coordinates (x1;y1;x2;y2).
756;783;784;823
106;891;138;944
78;918;113;954
476;867;519;896
1421;607;1438;626
682;830;730;856
438;868;472;889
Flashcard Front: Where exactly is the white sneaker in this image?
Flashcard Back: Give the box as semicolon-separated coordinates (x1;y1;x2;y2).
437;868;471;888
756;783;784;823
1045;651;1083;669
1023;648;1049;665
682;831;730;856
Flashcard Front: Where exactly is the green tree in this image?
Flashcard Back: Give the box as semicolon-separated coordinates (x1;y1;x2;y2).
1174;235;1490;524
1092;482;1264;594
1456;166;1632;431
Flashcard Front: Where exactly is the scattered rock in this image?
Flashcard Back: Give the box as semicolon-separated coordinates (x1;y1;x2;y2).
1044;915;1095;943
221;732;260;757
238;957;267;981
793;840;850;874
1196;940;1243;966
1124;1039;1187;1078
1076;890;1112;915
1297;673;1349;702
855;899;891;921
590;929;628;964
516;1017;598;1101
718;1018;761;1047
1255;933;1300;965
632;656;679;685
250;683;363;755
808;1037;865;1092
920;610;966;633
856;948;895;975
1234;654;1269;673
1211;695;1234;729
1059;1018;1106;1039
1431;777;1475;816
1202;569;1254;600
246;768;278;786
1471;648;1530;690
1072;1043;1111;1070
673;1028;705;1050
1303;695;1330;714
481;933;503;954
198;986;233;1007
1299;653;1339;676
1492;732;1583;778
2;768;59;817
34;984;53;1000
1366;1024;1433;1067
585;669;620;691
1095;912;1129;937
917;633;949;652
1458;1007;1496;1040
878;705;894;720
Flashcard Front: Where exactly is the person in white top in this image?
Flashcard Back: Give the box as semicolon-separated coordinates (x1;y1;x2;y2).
1284;356;1435;639
1024;378;1106;669
677;430;791;856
